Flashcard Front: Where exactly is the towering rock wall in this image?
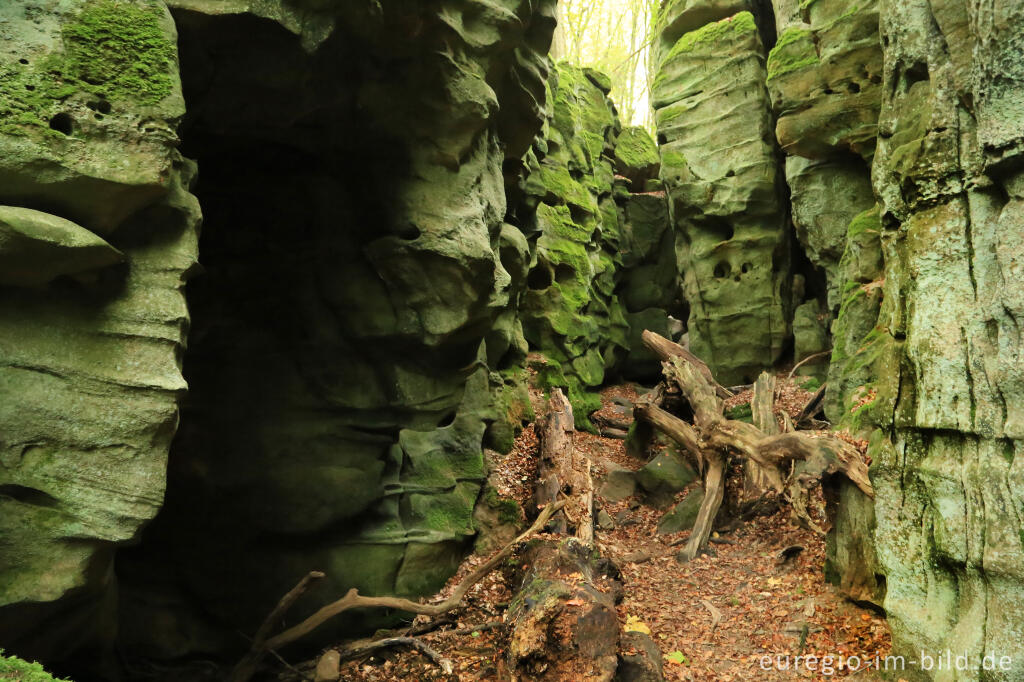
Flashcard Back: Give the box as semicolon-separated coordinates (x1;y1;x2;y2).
865;0;1024;673
115;0;558;661
654;0;1024;673
0;0;560;668
511;63;674;429
0;0;199;663
653;7;792;386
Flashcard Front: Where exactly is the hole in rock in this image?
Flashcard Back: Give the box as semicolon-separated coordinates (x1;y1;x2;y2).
19;58;28;64
905;61;929;87
24;84;35;91
554;262;576;283
528;265;553;289
741;262;752;273
657;133;667;145
568;203;589;224
437;411;457;428
48;112;73;135
713;261;731;278
87;99;112;114
698;216;734;242
725;169;735;178
0;484;60;508
847;82;861;94
396;225;421;240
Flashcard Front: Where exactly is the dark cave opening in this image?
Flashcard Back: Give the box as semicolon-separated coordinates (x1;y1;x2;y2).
112;11;454;669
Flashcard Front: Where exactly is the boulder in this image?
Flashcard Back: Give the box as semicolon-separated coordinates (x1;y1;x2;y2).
635;452;696;507
656;488;705;535
600;464;639;503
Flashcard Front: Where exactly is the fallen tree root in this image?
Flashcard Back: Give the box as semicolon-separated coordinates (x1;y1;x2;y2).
229;498;567;682
337;636;454;674
229;570;325;682
636;330;874;561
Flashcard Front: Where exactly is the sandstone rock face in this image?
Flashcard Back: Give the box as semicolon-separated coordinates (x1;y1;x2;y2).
653;11;791;385
110;0;560;660
864;0;1024;673
653;0;1024;671
767;0;1024;671
517;64;629;429
514;65;675;424
0;0;199;663
0;0;560;667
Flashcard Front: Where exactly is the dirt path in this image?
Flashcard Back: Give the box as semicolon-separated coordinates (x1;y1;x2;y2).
332;382;891;682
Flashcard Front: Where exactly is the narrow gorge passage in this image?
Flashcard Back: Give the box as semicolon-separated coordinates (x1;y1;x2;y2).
1;0;1022;681
322;377;891;682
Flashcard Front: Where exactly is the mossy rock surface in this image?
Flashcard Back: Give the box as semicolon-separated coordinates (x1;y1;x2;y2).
656;488;704;535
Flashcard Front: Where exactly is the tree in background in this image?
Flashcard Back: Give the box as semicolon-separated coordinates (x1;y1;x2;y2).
551;0;663;130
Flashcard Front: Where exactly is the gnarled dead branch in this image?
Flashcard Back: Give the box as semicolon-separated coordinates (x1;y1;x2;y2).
230;499;567;682
636;331;873;561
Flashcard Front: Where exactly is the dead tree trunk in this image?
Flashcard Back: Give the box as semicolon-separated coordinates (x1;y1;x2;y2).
636;331;873;561
505;538;624;681
508;392;651;680
533;388;593;541
745;372;778;497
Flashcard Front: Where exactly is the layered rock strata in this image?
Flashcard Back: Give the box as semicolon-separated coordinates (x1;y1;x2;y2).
653;9;791;385
0;0;199;664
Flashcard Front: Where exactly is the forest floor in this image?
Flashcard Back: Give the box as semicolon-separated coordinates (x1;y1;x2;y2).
329;377;892;682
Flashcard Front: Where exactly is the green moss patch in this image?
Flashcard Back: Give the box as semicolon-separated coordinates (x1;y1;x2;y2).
614;126;659;171
662;11;757;63
846;205;881;239
0;0;175;137
766;27;819;81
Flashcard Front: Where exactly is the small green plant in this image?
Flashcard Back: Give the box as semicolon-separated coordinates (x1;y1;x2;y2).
799;376;822;392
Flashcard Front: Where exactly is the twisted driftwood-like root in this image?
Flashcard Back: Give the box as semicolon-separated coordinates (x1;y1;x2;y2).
636;330;873;561
230;499;567;682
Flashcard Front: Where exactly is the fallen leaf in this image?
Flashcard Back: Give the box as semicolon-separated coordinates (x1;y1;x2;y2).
664;651;688;665
624;614;652;635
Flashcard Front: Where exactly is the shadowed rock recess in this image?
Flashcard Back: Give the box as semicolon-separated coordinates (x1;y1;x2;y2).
2;0;1024;679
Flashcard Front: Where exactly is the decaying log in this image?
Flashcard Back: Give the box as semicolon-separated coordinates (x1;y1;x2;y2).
677;451;725;562
534;388;593;542
632;402;703;472
230;499;566;682
751;372;779;435
506;537;624;681
636;331;874;560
